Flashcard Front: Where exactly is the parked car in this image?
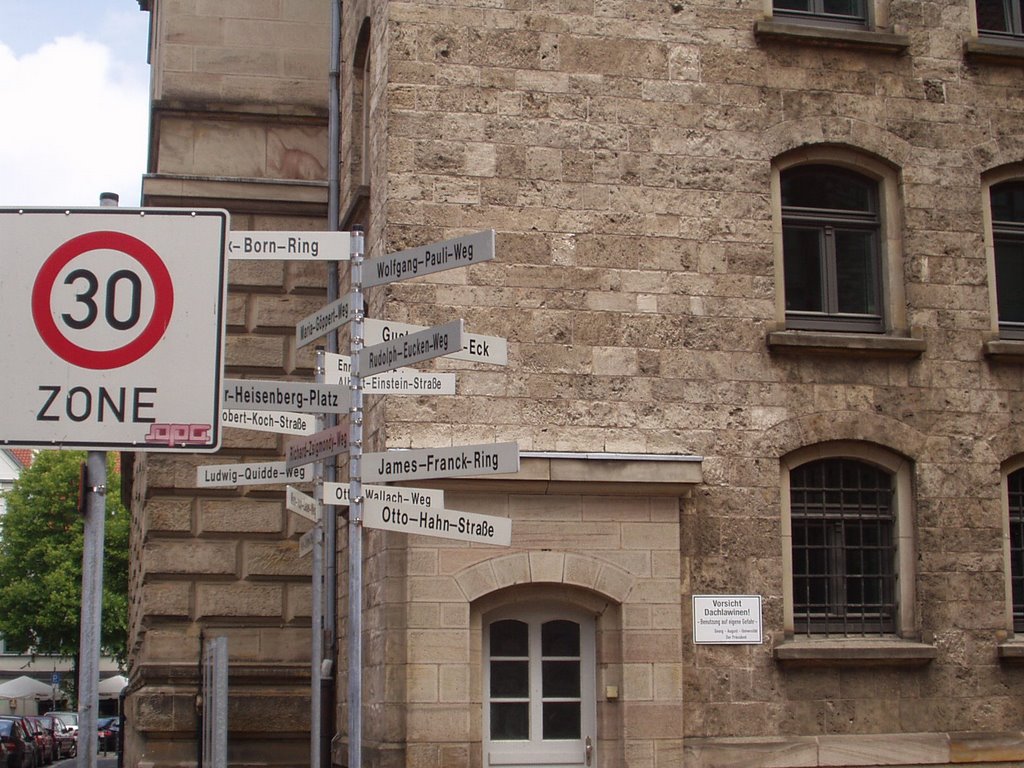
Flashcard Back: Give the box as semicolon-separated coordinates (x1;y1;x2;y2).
0;717;35;768
1;717;41;768
23;719;52;765
39;713;75;738
35;717;73;761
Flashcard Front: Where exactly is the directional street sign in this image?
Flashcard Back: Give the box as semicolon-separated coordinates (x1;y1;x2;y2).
363;230;495;288
222;409;316;436
358;319;464;377
321;482;444;509
364;318;507;366
285;423;349;469
223;378;350;414
227;230;350;261
196;460;312;488
299;526;321;558
287;486;321;522
0;208;228;451
362;498;511;546
362;441;520;483
295;293;357;350
325;352;455;395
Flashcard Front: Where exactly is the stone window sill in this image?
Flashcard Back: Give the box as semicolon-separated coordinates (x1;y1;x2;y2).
754;19;910;53
774;637;937;667
767;329;926;359
984;339;1024;363
965;37;1024;65
998;640;1024;661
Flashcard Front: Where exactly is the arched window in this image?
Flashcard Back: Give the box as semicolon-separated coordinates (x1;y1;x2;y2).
789;457;896;635
781;164;884;332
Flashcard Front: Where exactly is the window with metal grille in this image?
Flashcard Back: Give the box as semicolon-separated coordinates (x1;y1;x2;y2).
773;0;868;26
782;165;884;333
790;458;896;635
977;0;1024;40
991;181;1024;339
1009;468;1024;632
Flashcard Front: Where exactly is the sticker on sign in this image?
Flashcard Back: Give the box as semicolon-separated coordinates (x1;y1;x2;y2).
0;208;228;451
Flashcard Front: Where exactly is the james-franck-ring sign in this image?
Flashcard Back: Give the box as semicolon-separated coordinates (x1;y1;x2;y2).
0;208;228;452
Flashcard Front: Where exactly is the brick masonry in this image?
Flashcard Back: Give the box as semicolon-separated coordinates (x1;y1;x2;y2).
128;1;1024;767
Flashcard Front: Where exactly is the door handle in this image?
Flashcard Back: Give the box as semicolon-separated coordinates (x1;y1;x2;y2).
585;736;593;766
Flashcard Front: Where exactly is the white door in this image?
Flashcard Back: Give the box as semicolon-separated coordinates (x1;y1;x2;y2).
483;606;596;768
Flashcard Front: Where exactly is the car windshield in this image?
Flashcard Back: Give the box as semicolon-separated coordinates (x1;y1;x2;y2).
45;713;77;728
0;720;12;736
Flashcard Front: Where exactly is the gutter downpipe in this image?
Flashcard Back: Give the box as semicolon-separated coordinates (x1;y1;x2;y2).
324;2;342;768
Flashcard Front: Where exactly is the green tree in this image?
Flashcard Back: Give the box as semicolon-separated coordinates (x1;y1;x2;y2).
0;450;129;696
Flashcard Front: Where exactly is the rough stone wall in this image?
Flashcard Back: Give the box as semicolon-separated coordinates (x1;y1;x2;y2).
355;0;1024;763
128;2;333;767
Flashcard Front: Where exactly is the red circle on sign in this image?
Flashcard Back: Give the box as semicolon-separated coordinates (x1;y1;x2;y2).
31;230;174;370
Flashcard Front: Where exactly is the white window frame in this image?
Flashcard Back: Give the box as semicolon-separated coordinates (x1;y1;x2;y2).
483;604;596;768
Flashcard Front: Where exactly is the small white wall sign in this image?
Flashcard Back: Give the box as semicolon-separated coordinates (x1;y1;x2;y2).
692;595;763;645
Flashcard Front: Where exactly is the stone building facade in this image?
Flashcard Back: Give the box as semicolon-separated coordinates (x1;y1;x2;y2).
127;1;1024;768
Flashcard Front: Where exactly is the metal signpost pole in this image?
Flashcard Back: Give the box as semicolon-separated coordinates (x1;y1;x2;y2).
311;348;326;768
347;227;365;768
78;191;117;768
78;449;104;768
324;13;343;761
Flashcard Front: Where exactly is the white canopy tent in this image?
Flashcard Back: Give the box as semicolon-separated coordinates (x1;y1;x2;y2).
97;674;128;700
0;675;52;700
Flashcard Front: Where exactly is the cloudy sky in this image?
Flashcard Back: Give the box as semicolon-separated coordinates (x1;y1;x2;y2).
0;1;151;207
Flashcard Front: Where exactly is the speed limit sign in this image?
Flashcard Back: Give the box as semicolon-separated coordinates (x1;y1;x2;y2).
0;208;228;451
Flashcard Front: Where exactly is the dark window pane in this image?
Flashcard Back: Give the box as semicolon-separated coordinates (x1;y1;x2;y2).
977;0;1011;31
992;182;1024;223
490;619;528;657
542;702;581;740
784;228;824;312
775;0;811;9
491;703;529;740
782;166;874;212
541;620;580;657
996;242;1024;325
1010;468;1024;631
542;660;581;698
834;230;878;315
490;660;529;698
823;0;865;18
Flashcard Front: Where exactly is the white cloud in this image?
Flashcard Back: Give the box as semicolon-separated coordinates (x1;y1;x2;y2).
0;35;148;207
